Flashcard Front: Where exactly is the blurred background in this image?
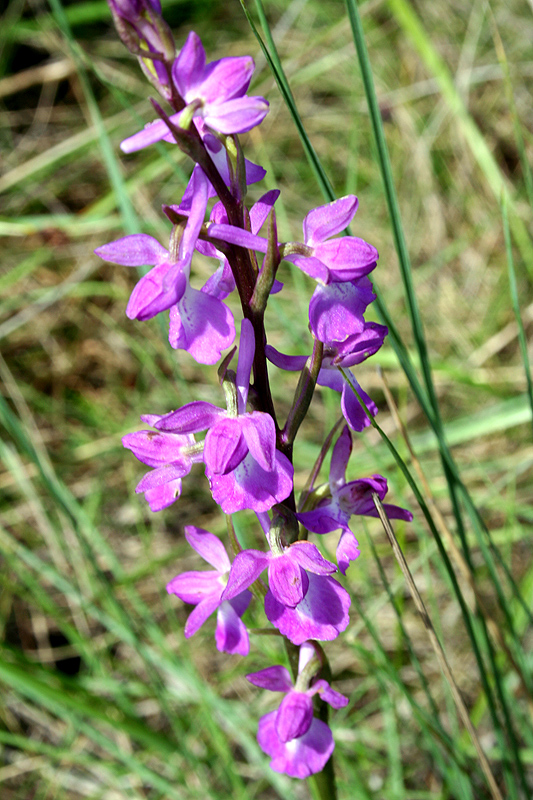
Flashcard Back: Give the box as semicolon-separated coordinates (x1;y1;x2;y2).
1;0;532;797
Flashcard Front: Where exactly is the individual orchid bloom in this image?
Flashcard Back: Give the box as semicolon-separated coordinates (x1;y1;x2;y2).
221;537;337;609
122;414;202;512
266;321;386;432
282;195;378;284
153;319;293;513
208;195;377;286
96;169;236;364
247;642;348;741
297;426;413;574
247;642;348;779
173;32;269;134
120;32;268;153
166;526;251;655
94;167;208;321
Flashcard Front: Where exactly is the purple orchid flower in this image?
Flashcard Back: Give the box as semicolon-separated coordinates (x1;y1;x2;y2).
153;319;293;513
247;642;348;778
208;194;377;286
297;426;413;574
122;414;202;512
120;32;268;153
266;321;386;432
166;526;251;655
282;195;378;284
95;169;236;364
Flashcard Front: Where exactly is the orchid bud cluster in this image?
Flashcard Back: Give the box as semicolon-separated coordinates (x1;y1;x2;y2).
97;1;412;780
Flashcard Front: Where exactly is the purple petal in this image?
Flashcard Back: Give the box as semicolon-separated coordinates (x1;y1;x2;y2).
166;570;222;605
265;345;307;372
172;32;206;97
265;573;350;645
340;375;377;432
169;287;235;364
139;413;164;426
135;462;190;493
176;164;218;215
155;401;223;433
257;711;334;779
208;223;268;253
381;503;413;522
179;167;209;262
228;590;252;618
288;541;337;575
303;196;358;246
329;426;352;489
240;412;276;472
297;502;349;535
309;280;373;344
314;237;378;282
184;526;231;573
312;681;349;709
121;116;181;153
328;322;387;367
202;96;269;134
197;56;254;103
236;318;255;412
338;476;413;522
249;190;280;234
246;665;293;692
94;234;168;266
170;288;233;353
184;593;223;638
336;529;360;576
283;254;330;285
126;261;187;321
204;418;248;475
316;367;345;393
122;430;193;468
268;556;308;608
207;449;293;514
276;692;314;742
215;598;251;656
221;549;270;601
144;479;182;512
201;261;235;300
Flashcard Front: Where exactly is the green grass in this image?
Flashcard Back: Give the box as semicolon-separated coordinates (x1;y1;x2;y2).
1;0;532;797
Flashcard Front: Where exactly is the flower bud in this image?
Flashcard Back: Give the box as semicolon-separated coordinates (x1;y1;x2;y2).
107;0;175;64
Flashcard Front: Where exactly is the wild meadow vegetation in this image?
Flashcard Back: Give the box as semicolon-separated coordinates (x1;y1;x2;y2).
1;0;532;797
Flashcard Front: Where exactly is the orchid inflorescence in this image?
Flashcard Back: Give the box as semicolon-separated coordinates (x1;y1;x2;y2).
97;0;412;781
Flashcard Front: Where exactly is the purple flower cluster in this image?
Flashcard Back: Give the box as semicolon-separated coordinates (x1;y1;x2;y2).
98;3;412;782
